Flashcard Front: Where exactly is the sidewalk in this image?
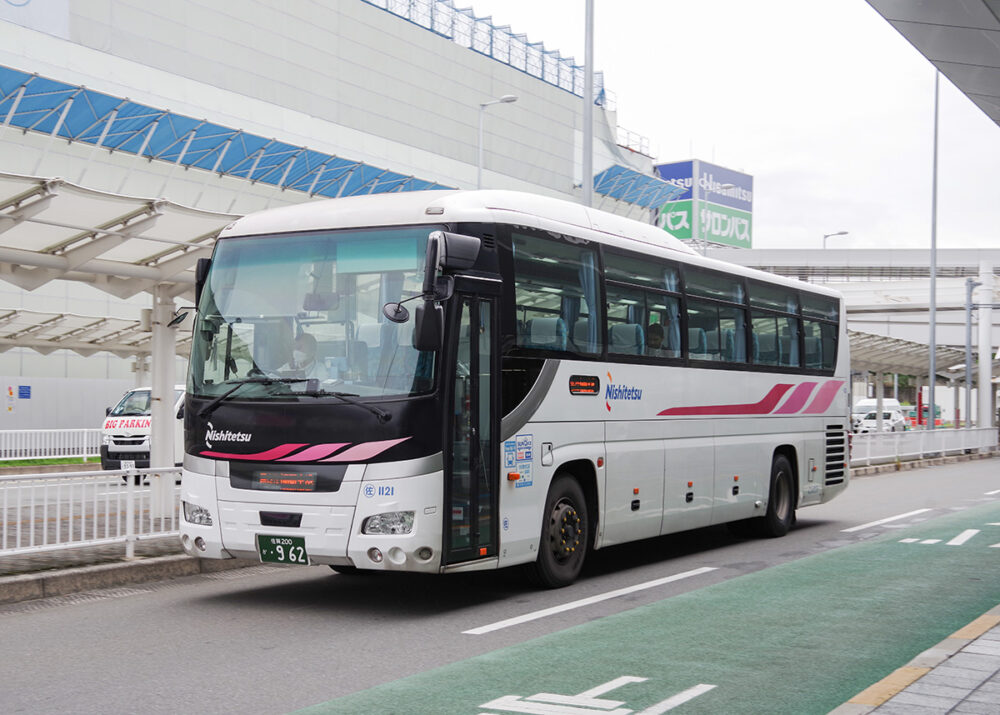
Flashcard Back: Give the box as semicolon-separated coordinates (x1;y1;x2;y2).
834;606;1000;713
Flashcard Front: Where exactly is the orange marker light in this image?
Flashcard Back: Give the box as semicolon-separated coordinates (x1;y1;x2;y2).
687;481;693;488
733;475;739;482
507;472;520;481
479;547;487;556
633;487;639;495
597;457;604;468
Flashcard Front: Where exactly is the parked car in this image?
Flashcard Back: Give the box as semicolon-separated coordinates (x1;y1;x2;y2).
101;385;185;472
855;410;907;433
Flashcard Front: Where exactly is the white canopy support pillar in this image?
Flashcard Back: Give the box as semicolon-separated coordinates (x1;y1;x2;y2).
150;283;177;518
978;262;994;431
875;371;884;432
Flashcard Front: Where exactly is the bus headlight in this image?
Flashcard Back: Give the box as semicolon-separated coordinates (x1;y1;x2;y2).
182;501;213;526
361;511;414;535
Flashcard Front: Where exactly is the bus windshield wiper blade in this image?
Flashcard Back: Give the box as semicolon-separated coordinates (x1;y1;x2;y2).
311;390;392;424
197;377;309;419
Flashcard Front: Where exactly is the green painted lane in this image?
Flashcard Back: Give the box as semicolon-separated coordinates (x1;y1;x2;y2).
299;501;1000;714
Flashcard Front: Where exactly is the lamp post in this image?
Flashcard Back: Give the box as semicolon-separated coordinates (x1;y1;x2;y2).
822;231;848;249
477;94;518;189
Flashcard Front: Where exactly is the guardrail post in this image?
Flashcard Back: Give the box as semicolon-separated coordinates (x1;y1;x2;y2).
125;468;136;559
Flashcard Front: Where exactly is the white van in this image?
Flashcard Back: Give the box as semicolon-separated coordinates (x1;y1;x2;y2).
101;385;185;469
852;398;903;431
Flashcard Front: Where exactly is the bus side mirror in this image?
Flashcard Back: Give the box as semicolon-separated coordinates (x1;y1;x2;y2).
105;406;112;416
195;257;211;308
412;301;443;352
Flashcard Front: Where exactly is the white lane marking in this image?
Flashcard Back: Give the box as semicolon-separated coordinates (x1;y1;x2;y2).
920;539;942;545
987;523;1000;526
841;509;932;533
636;684;718;714
985;490;1000;496
947;529;980;546
577;676;648;699
991;543;1000;549
899;538;920;543
463;567;717;635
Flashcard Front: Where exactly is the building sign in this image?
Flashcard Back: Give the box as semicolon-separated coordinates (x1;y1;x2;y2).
654;160;753;248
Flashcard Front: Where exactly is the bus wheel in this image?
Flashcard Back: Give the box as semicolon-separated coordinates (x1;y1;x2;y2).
758;454;795;537
533;474;588;588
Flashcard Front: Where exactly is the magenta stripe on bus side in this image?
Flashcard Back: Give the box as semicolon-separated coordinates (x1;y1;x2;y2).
773;382;819;414
802;380;845;414
319;437;411;462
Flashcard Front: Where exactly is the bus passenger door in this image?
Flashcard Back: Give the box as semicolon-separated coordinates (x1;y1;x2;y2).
444;295;498;565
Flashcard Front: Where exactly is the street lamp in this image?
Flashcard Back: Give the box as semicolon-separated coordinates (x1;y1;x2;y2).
477;94;518;189
822;230;848;249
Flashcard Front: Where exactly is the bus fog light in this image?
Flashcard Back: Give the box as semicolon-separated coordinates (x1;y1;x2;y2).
361;511;414;535
367;547;384;563
194;537;207;551
387;547;405;565
416;547;433;561
182;501;213;526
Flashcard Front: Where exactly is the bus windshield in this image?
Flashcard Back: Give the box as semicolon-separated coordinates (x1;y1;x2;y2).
189;226;438;400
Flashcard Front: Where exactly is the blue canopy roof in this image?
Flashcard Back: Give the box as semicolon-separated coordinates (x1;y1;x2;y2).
593;164;687;210
0;65;451;199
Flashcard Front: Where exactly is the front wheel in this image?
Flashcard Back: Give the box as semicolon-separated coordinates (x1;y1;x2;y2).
757;454;795;537
532;474;589;588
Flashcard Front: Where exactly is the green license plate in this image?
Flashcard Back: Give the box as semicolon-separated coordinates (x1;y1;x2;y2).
256;534;309;565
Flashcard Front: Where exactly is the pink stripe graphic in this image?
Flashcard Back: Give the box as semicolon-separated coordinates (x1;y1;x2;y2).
773;382;819;414
200;443;307;461
320;437;411;462
658;384;794;416
802;380;845;414
276;443;350;462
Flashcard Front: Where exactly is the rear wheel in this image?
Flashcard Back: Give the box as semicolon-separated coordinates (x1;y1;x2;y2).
757;454;795;537
532;474;588;588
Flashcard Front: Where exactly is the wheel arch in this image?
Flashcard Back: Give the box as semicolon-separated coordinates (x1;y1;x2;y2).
555;458;599;550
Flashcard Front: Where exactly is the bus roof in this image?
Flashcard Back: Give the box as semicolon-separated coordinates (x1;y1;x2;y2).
220;189;696;255
219;190;841;300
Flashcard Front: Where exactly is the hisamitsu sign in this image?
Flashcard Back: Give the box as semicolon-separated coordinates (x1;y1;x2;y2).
654;160;753;248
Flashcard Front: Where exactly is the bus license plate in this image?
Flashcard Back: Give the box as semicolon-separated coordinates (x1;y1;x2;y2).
256;534;309;565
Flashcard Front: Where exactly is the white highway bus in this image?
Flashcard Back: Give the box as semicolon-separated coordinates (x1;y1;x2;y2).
180;190;849;587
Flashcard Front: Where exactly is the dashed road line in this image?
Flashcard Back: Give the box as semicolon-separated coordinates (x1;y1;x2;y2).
841;508;932;533
946;529;980;546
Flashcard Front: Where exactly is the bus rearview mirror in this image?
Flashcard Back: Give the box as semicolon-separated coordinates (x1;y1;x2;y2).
413;301;442;352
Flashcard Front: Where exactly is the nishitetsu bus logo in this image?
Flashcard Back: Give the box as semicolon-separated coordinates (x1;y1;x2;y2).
605;371;643;412
205;421;252;449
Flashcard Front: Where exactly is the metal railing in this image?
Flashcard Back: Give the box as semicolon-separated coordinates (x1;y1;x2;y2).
363;0;607;102
850;427;998;467
0;468;180;558
0;429;102;461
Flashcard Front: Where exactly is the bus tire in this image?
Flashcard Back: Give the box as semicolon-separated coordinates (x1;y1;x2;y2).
532;474;588;588
758;454;795;537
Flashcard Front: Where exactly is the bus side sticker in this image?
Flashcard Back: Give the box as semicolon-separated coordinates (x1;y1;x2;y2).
503;434;534;488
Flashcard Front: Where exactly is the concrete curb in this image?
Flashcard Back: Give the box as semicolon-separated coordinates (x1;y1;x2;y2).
849;449;997;477
0;553;258;605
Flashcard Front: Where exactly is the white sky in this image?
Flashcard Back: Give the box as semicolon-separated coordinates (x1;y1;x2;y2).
466;0;1000;250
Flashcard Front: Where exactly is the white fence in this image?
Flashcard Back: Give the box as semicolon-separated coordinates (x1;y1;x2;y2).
0;468;181;557
0;429;102;461
851;427;998;467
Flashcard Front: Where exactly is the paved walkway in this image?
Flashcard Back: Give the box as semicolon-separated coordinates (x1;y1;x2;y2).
834;606;1000;713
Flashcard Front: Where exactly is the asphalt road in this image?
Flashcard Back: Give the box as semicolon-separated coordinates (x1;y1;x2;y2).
1;460;997;714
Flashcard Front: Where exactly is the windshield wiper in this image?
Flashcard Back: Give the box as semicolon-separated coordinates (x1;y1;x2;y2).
197;377;309;420
198;378;392;424
301;388;392;424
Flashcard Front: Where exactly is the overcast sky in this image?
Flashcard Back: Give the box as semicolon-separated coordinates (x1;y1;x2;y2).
467;0;1000;250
